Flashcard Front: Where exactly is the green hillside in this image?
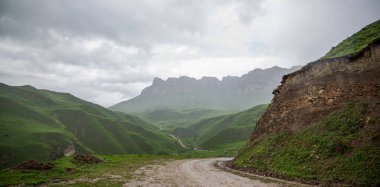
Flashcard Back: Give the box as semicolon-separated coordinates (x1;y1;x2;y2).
134;108;233;130
174;104;268;152
0;83;181;168
322;19;380;59
233;103;380;186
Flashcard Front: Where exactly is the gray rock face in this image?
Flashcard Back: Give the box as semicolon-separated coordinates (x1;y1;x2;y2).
111;66;301;113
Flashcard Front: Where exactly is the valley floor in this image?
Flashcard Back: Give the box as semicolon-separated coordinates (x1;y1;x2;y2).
123;157;311;187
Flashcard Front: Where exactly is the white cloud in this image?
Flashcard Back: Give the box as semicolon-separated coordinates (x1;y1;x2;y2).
151;44;198;55
0;0;379;106
147;56;284;80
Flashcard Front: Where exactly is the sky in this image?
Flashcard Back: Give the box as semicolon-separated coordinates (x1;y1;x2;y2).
0;0;379;107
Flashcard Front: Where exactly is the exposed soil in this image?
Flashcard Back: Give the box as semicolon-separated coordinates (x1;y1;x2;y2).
249;39;380;144
73;154;103;164
14;160;54;171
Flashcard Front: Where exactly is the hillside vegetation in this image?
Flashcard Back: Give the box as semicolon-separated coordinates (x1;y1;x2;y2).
135;108;232;130
173;104;268;153
0;154;190;186
234;103;380;186
0;83;181;168
233;20;380;186
322;19;380;59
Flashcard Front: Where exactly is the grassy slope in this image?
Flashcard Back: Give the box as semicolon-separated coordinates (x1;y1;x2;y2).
322;19;380;59
133;108;233;130
177;104;268;153
0;154;191;187
234;103;380;186
233;20;380;186
0;83;181;168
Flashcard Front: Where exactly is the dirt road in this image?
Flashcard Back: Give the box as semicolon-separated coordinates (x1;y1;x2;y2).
169;134;187;148
123;158;310;187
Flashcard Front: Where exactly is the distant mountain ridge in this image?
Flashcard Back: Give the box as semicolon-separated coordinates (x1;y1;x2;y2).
111;66;301;113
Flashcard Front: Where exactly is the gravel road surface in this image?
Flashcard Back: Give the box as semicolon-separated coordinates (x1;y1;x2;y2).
123;157;310;187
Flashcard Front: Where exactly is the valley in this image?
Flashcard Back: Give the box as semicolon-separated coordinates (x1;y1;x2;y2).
0;2;379;186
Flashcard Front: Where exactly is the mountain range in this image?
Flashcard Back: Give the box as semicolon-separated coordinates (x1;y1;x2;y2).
1;18;378;186
110;66;301;113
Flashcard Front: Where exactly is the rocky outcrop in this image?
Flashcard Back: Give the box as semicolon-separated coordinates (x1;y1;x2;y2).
248;39;380;144
64;144;76;156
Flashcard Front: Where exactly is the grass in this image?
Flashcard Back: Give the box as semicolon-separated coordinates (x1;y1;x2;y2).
180;149;238;158
322;19;380;59
233;103;380;186
0;83;182;169
0;152;238;186
135;108;233;130
198;126;254;149
179;104;268;151
0;154;193;187
0;82;263;170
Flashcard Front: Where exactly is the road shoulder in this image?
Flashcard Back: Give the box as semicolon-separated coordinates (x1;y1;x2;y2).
216;160;315;187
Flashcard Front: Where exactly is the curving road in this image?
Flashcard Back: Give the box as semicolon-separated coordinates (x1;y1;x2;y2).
123;158;311;187
169;134;187;148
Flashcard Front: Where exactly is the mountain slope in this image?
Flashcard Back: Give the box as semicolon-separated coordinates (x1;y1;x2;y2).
322;19;380;59
135;108;232;130
233;20;380;186
173;104;268;151
110;66;300;113
0;83;181;168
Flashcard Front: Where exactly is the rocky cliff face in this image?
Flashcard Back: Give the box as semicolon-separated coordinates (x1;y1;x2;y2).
248;39;380;144
111;66;301;113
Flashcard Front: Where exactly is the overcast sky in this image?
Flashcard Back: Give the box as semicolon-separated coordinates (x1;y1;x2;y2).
0;0;379;106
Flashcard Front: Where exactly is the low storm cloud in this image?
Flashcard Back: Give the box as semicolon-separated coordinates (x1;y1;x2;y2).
0;0;379;106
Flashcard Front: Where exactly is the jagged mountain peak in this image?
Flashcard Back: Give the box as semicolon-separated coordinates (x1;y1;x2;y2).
110;66;301;113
